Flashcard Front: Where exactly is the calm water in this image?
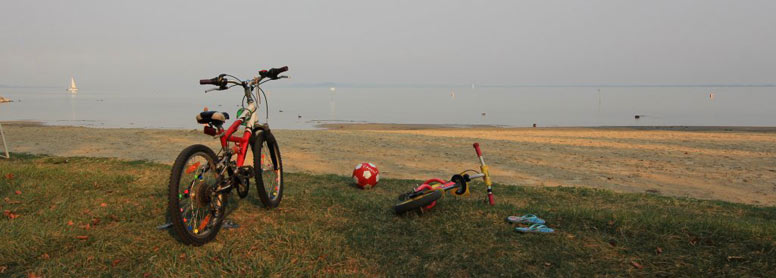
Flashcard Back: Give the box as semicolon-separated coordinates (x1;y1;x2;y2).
1;86;775;129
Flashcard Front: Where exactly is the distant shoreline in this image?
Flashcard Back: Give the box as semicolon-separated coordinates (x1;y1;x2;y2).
318;122;776;132
5;83;775;89
260;81;776;89
270;83;776;89
3;120;776;132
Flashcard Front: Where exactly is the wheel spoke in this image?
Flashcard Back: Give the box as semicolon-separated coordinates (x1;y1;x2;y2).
175;152;222;237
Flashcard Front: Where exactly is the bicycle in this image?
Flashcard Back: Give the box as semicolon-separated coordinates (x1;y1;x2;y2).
167;66;288;245
393;143;494;215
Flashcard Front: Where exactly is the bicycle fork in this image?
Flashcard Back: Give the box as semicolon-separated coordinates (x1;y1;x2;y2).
473;143;494;205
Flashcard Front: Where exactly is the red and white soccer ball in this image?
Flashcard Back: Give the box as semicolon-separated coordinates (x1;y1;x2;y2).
352;162;379;189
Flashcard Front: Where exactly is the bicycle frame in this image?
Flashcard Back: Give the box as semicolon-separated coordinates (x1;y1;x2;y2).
204;84;263;169
219;107;258;167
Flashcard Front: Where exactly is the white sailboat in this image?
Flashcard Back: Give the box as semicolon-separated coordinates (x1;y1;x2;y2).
67;77;78;94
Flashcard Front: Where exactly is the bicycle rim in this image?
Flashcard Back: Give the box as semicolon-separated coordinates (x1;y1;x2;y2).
259;140;282;201
174;152;222;238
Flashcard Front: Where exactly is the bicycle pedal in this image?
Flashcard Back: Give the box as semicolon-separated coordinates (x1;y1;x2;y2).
238;166;254;179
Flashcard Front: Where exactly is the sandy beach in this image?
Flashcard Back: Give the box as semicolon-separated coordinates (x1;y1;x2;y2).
2;121;775;205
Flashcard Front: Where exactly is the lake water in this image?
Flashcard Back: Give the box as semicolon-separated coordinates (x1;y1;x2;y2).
1;86;775;129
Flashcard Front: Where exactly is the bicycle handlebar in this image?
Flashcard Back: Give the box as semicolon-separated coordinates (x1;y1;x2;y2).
200;66;289;89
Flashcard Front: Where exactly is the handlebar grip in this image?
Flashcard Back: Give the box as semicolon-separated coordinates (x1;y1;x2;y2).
274;66;288;74
260;66;290;79
473;143;482;157
200;79;215;85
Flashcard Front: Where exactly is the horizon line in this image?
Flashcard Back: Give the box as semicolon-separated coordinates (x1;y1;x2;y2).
3;83;775;89
272;82;776;89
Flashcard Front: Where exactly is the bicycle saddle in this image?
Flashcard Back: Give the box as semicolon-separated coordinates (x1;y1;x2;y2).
196;111;230;126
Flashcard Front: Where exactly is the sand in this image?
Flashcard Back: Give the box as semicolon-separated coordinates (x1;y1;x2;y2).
2;121;775;206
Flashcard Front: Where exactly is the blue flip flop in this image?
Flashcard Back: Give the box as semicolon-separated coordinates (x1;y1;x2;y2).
515;224;554;233
506;214;546;225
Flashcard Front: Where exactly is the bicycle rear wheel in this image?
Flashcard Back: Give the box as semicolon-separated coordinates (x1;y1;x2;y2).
253;131;284;208
394;189;443;215
168;144;228;246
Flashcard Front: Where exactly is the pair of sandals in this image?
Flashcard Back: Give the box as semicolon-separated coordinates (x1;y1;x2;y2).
506;214;554;233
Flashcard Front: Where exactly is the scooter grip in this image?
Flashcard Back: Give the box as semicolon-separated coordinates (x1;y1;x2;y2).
488;194;495;205
473;143;482;157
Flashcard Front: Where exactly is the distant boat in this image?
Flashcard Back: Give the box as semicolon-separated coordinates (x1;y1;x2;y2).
67;77;78;94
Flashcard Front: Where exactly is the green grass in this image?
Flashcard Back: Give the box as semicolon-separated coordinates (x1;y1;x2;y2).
1;153;774;277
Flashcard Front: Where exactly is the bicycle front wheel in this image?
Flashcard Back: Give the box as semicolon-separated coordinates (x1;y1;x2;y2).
253;131;284;208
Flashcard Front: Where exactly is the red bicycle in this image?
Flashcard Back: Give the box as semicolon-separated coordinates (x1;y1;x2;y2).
167;67;288;245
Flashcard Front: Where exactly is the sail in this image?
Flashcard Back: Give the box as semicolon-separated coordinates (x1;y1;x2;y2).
68;77;78;93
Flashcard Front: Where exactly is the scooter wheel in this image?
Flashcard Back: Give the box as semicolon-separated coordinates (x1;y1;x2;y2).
393;189;443;215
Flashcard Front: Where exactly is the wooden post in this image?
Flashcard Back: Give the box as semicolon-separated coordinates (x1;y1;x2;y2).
0;123;8;159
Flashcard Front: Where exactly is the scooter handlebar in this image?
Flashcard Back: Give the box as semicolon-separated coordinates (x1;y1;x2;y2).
473;143;482;157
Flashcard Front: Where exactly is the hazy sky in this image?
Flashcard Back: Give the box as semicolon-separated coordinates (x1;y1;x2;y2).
1;0;774;89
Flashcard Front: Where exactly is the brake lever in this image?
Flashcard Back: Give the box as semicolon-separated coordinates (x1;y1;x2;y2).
204;88;220;93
